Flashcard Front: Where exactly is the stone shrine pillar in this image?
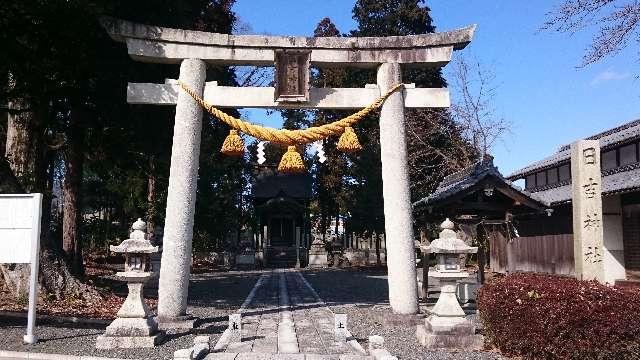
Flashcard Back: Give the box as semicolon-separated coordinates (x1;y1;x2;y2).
571;140;605;283
158;59;206;326
377;62;419;314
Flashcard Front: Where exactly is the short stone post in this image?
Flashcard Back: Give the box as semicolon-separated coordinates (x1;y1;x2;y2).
158;58;206;328
377;62;418;315
96;219;164;348
571;140;605;282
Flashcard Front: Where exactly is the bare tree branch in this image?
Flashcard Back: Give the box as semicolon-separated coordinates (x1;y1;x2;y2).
449;57;511;159
542;0;640;66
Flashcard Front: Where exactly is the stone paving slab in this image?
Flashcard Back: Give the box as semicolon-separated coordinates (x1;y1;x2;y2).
205;354;371;360
219;270;364;357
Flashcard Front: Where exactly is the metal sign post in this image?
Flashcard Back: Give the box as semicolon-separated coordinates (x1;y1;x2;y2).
0;194;43;344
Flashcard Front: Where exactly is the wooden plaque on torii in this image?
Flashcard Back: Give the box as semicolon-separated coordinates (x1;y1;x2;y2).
274;50;311;103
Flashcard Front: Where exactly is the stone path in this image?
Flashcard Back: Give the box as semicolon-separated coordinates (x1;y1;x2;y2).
206;270;371;360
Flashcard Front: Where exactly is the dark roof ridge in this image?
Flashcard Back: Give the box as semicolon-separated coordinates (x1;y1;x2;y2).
557;118;640;152
507;118;640;179
439;155;496;187
413;154;551;209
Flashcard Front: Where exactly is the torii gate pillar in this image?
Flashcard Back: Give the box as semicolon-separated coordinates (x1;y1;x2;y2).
157;58;206;327
378;62;418;314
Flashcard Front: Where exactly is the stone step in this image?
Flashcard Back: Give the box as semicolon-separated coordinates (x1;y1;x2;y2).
205;353;373;360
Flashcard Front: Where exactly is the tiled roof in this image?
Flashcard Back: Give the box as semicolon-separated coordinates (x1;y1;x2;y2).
413;157;550;208
531;165;640;205
507;119;640;180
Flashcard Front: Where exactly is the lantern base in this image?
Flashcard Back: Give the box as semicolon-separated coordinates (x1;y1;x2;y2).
96;332;165;349
416;315;482;350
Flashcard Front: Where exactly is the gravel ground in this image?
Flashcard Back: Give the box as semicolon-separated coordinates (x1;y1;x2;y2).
302;268;508;360
0;271;261;359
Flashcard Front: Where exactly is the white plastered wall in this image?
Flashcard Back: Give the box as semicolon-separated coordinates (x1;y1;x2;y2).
602;194;627;283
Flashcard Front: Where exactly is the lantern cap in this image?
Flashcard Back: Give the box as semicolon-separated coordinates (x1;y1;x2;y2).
426;218;478;254
132;218;146;231
110;218;159;254
110;239;159;254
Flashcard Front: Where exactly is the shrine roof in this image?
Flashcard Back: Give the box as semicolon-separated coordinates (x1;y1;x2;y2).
413;156;550;210
101;17;475;51
252;171;312;200
507;119;640;180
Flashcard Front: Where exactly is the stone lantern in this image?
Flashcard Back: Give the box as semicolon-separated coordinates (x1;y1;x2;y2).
416;218;482;349
96;218;165;349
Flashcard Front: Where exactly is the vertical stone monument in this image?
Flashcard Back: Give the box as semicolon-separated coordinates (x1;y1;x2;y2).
416;219;482;349
235;239;256;270
571;140;605;283
96;218;164;348
308;234;328;268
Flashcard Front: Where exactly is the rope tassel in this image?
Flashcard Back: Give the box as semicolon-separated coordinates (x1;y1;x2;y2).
337;126;362;153
221;129;245;156
278;146;306;173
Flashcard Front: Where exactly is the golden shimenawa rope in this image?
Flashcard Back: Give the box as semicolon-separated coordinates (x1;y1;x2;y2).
177;80;403;145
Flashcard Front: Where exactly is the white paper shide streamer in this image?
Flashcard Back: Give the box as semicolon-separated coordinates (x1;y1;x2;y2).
314;141;326;163
257;141;267;164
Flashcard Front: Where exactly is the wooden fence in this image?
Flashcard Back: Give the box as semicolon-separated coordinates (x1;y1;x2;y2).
489;231;574;276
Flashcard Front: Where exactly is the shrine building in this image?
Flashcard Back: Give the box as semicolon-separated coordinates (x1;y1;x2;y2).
415;119;640;285
251;165;312;268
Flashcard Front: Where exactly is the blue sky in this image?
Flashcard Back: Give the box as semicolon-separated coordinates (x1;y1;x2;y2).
232;1;640;176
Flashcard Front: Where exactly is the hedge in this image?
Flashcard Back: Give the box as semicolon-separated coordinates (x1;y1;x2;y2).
478;273;640;359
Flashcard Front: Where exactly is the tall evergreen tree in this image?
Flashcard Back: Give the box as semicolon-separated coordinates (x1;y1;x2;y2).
1;0;243;296
302;0;478;256
309;18;352;241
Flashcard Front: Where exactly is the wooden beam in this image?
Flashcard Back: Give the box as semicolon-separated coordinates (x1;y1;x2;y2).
127;82;450;109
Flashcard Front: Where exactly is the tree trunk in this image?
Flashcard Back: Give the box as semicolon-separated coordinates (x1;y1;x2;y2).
375;232;381;266
0;157;23;193
419;228;429;301
422;251;429;301
5;100;44;192
477;225;486;285
62;110;85;276
1;91;97;300
321;211;327;243
1;100;42;297
146;155;157;234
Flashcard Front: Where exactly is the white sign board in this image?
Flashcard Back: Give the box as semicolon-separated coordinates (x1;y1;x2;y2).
0;195;40;263
0;194;43;344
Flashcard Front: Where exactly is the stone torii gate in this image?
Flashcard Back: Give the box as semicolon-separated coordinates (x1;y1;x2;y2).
102;17;475;327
